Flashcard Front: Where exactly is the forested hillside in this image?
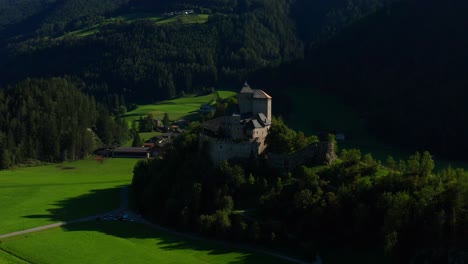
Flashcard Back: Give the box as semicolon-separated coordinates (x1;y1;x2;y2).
0;0;394;102
0;78;128;168
250;0;468;160
0;0;305;102
2;0;468;161
0;0;403;167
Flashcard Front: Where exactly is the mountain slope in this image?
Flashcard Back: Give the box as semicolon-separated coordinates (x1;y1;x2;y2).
0;0;304;102
254;0;468;160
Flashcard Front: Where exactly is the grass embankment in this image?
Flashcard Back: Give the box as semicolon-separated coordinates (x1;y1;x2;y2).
62;14;209;38
121;91;236;146
0;222;290;264
122;91;236;126
0;158;138;235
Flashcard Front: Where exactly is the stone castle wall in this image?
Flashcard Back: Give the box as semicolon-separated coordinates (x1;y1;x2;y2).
268;141;337;171
203;136;260;164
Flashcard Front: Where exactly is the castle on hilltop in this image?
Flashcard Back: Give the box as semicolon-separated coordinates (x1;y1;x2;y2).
201;83;272;164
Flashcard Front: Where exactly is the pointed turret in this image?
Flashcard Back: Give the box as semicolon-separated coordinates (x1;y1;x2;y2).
240;82;254;94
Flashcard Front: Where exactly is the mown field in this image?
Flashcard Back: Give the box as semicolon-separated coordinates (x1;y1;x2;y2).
0;249;28;264
0;158;138;235
0;156;293;264
122;91;236;126
62;13;209;38
0;222;290;264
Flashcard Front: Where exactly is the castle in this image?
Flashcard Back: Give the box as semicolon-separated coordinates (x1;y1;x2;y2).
201;83;272;164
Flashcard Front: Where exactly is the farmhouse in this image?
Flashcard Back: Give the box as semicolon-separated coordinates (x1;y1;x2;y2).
111;147;152;158
94;146;154;158
201;83;272;164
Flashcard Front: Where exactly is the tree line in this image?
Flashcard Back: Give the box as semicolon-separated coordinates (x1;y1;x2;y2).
0;77;128;169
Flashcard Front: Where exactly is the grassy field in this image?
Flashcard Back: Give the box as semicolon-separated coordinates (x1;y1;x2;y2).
62;13;209;38
0;155;294;264
156;14;209;25
0;222;290;264
0;158;138;235
0;249;28;264
122;91;236;126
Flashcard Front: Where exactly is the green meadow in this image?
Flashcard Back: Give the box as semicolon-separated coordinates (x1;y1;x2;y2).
122;91;236;126
156;14;209;25
62;13;209;39
0;249;28;264
0;158;138;235
0;156;293;264
0;222;290;264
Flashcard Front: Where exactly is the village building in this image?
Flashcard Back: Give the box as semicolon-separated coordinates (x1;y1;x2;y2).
110;147;153;158
201;83;272;164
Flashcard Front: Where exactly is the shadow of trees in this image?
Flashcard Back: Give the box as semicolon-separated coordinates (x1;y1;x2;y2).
22;185;291;264
23;185;125;222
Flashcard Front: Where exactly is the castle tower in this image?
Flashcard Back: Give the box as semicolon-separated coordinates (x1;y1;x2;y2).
238;82;272;121
238;82;254;116
252;89;272;122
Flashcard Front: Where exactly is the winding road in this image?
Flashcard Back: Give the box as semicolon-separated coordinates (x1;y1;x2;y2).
0;187;315;264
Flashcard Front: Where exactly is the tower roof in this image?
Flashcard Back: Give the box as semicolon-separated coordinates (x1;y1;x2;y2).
240;82;254;94
253;89;272;99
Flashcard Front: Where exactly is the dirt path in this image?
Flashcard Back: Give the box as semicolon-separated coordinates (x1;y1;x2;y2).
0;186;315;264
0;213;112;240
0;187;129;240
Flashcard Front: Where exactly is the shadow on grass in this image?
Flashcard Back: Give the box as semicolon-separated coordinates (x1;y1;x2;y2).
23;185;126;222
22;186;290;264
56;166;76;170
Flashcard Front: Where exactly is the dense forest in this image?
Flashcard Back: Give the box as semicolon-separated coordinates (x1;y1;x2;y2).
246;0;468;160
132;120;468;262
0;78;128;169
0;0;303;102
0;0;394;102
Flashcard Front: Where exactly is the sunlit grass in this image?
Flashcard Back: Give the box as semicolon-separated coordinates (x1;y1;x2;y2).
122;91;236;126
0;221;291;264
60;13;210;39
0;249;28;264
0;158;139;234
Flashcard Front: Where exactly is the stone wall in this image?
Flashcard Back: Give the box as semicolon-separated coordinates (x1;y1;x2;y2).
268;141;337;171
203;136;260;164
